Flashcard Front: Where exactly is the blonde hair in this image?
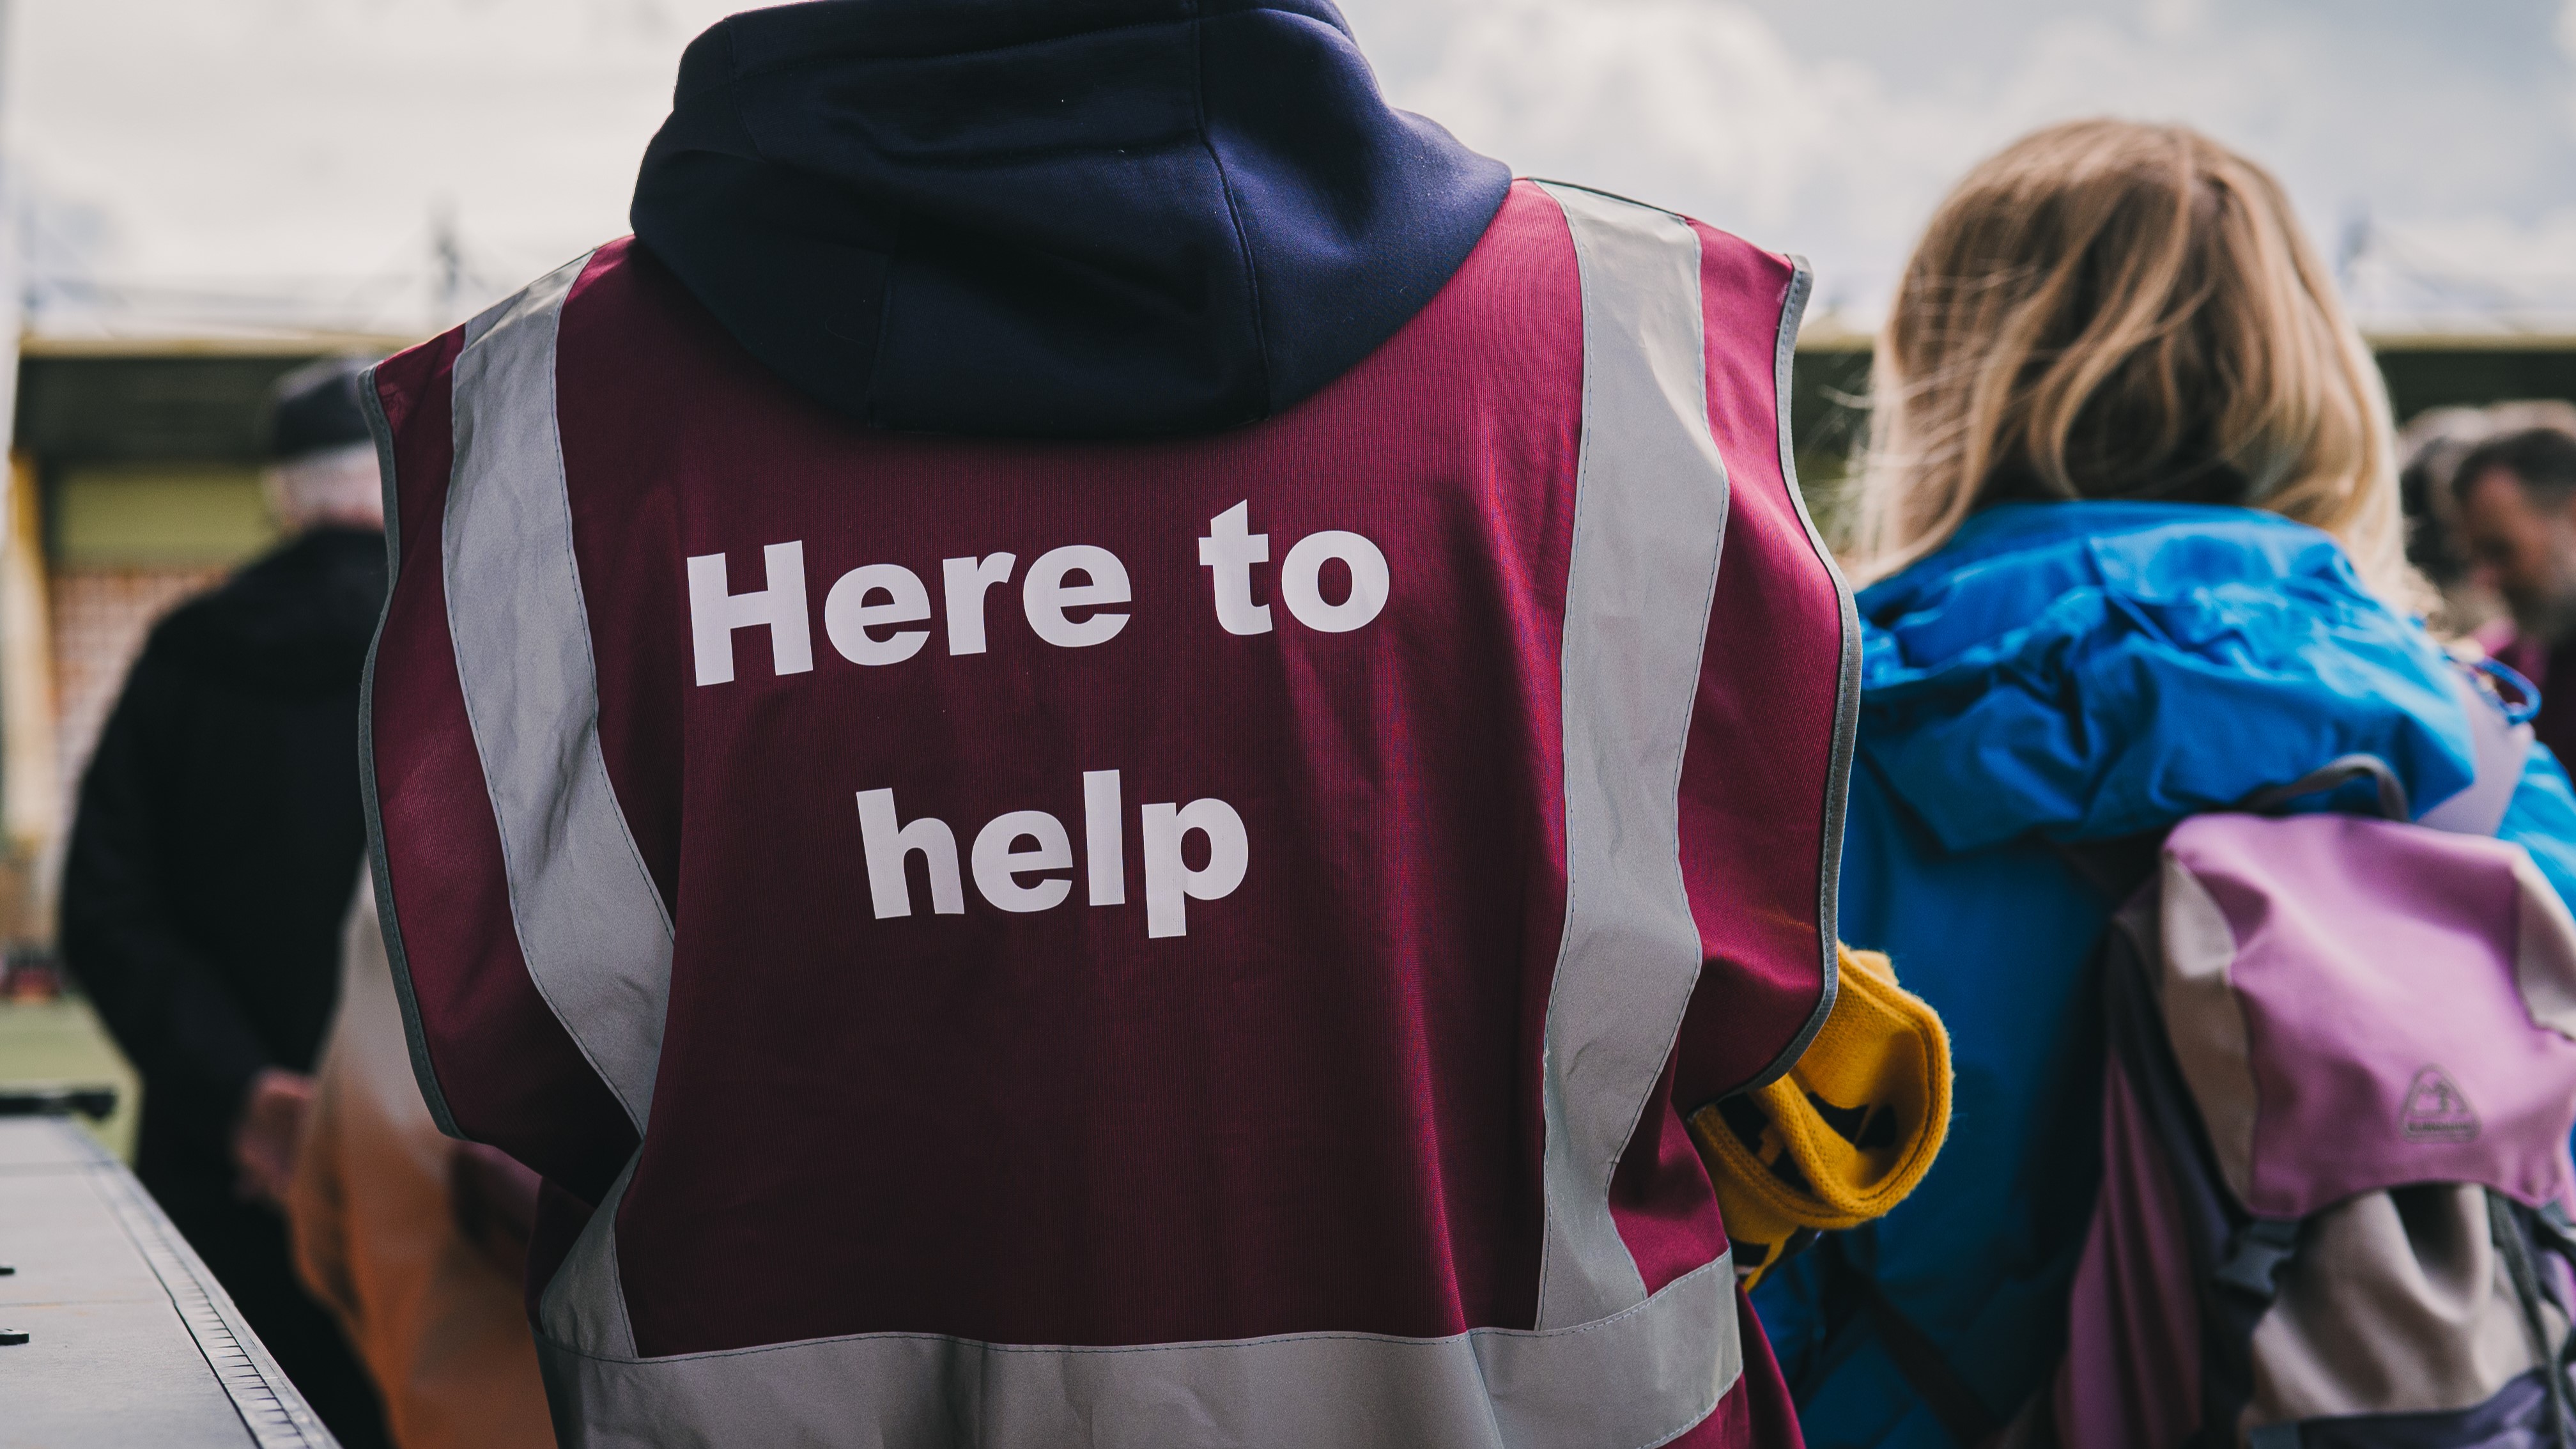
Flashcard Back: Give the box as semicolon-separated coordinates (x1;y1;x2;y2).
1849;120;2418;607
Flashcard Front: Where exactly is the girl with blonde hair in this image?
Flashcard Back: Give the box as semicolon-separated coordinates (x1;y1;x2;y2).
1751;119;2576;1444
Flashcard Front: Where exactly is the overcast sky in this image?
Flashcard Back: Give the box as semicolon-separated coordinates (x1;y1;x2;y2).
12;0;2576;336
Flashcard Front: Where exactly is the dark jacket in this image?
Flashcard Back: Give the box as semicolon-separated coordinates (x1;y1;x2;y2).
64;525;387;1186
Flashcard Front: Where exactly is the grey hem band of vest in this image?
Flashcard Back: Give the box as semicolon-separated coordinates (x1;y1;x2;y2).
357;361;462;1139
443;249;674;1134
537;1253;1741;1449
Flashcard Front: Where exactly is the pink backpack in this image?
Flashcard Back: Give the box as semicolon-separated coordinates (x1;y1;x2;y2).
2055;667;2576;1446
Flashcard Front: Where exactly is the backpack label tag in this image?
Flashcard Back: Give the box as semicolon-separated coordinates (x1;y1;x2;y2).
2401;1065;2480;1143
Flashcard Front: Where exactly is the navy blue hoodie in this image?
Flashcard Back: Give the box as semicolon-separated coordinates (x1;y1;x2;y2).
631;0;1512;438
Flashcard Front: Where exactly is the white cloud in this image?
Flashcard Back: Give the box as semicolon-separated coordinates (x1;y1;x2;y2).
10;0;2576;336
2561;0;2576;131
2141;0;2210;42
1348;0;2576;328
1373;0;1975;318
9;0;737;332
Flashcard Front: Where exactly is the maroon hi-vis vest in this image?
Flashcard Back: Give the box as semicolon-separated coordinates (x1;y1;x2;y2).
361;180;1857;1446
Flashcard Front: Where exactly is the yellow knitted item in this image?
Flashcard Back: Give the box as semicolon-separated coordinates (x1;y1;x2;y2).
1689;945;1953;1289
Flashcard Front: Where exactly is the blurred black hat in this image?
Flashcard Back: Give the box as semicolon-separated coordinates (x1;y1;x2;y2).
261;357;375;463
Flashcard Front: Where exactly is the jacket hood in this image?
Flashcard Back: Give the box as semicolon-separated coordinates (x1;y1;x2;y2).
1855;502;2475;852
629;0;1512;440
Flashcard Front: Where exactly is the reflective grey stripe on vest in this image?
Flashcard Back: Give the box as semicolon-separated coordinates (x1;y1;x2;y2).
1530;181;1733;1330
445;249;673;1132
509;187;1752;1443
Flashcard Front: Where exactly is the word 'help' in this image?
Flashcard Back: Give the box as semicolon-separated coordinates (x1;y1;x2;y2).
858;771;1246;939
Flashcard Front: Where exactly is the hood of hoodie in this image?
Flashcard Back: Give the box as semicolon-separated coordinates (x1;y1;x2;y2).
1855;501;2476;853
629;0;1512;440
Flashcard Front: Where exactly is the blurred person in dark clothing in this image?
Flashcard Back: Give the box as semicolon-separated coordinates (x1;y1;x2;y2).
2401;408;2487;594
2456;420;2576;767
2398;401;2576;632
63;357;392;1448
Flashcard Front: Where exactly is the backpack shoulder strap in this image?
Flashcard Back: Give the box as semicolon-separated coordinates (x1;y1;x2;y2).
2418;660;2536;838
2231;660;2531;837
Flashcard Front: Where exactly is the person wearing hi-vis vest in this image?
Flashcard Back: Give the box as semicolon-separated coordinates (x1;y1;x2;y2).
358;3;1863;1443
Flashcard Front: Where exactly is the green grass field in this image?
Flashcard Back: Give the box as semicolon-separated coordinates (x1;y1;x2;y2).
0;995;143;1160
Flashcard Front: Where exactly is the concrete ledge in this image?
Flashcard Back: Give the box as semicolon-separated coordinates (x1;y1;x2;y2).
0;1116;337;1449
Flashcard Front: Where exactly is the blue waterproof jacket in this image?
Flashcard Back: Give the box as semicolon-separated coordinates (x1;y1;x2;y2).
1752;500;2576;1446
